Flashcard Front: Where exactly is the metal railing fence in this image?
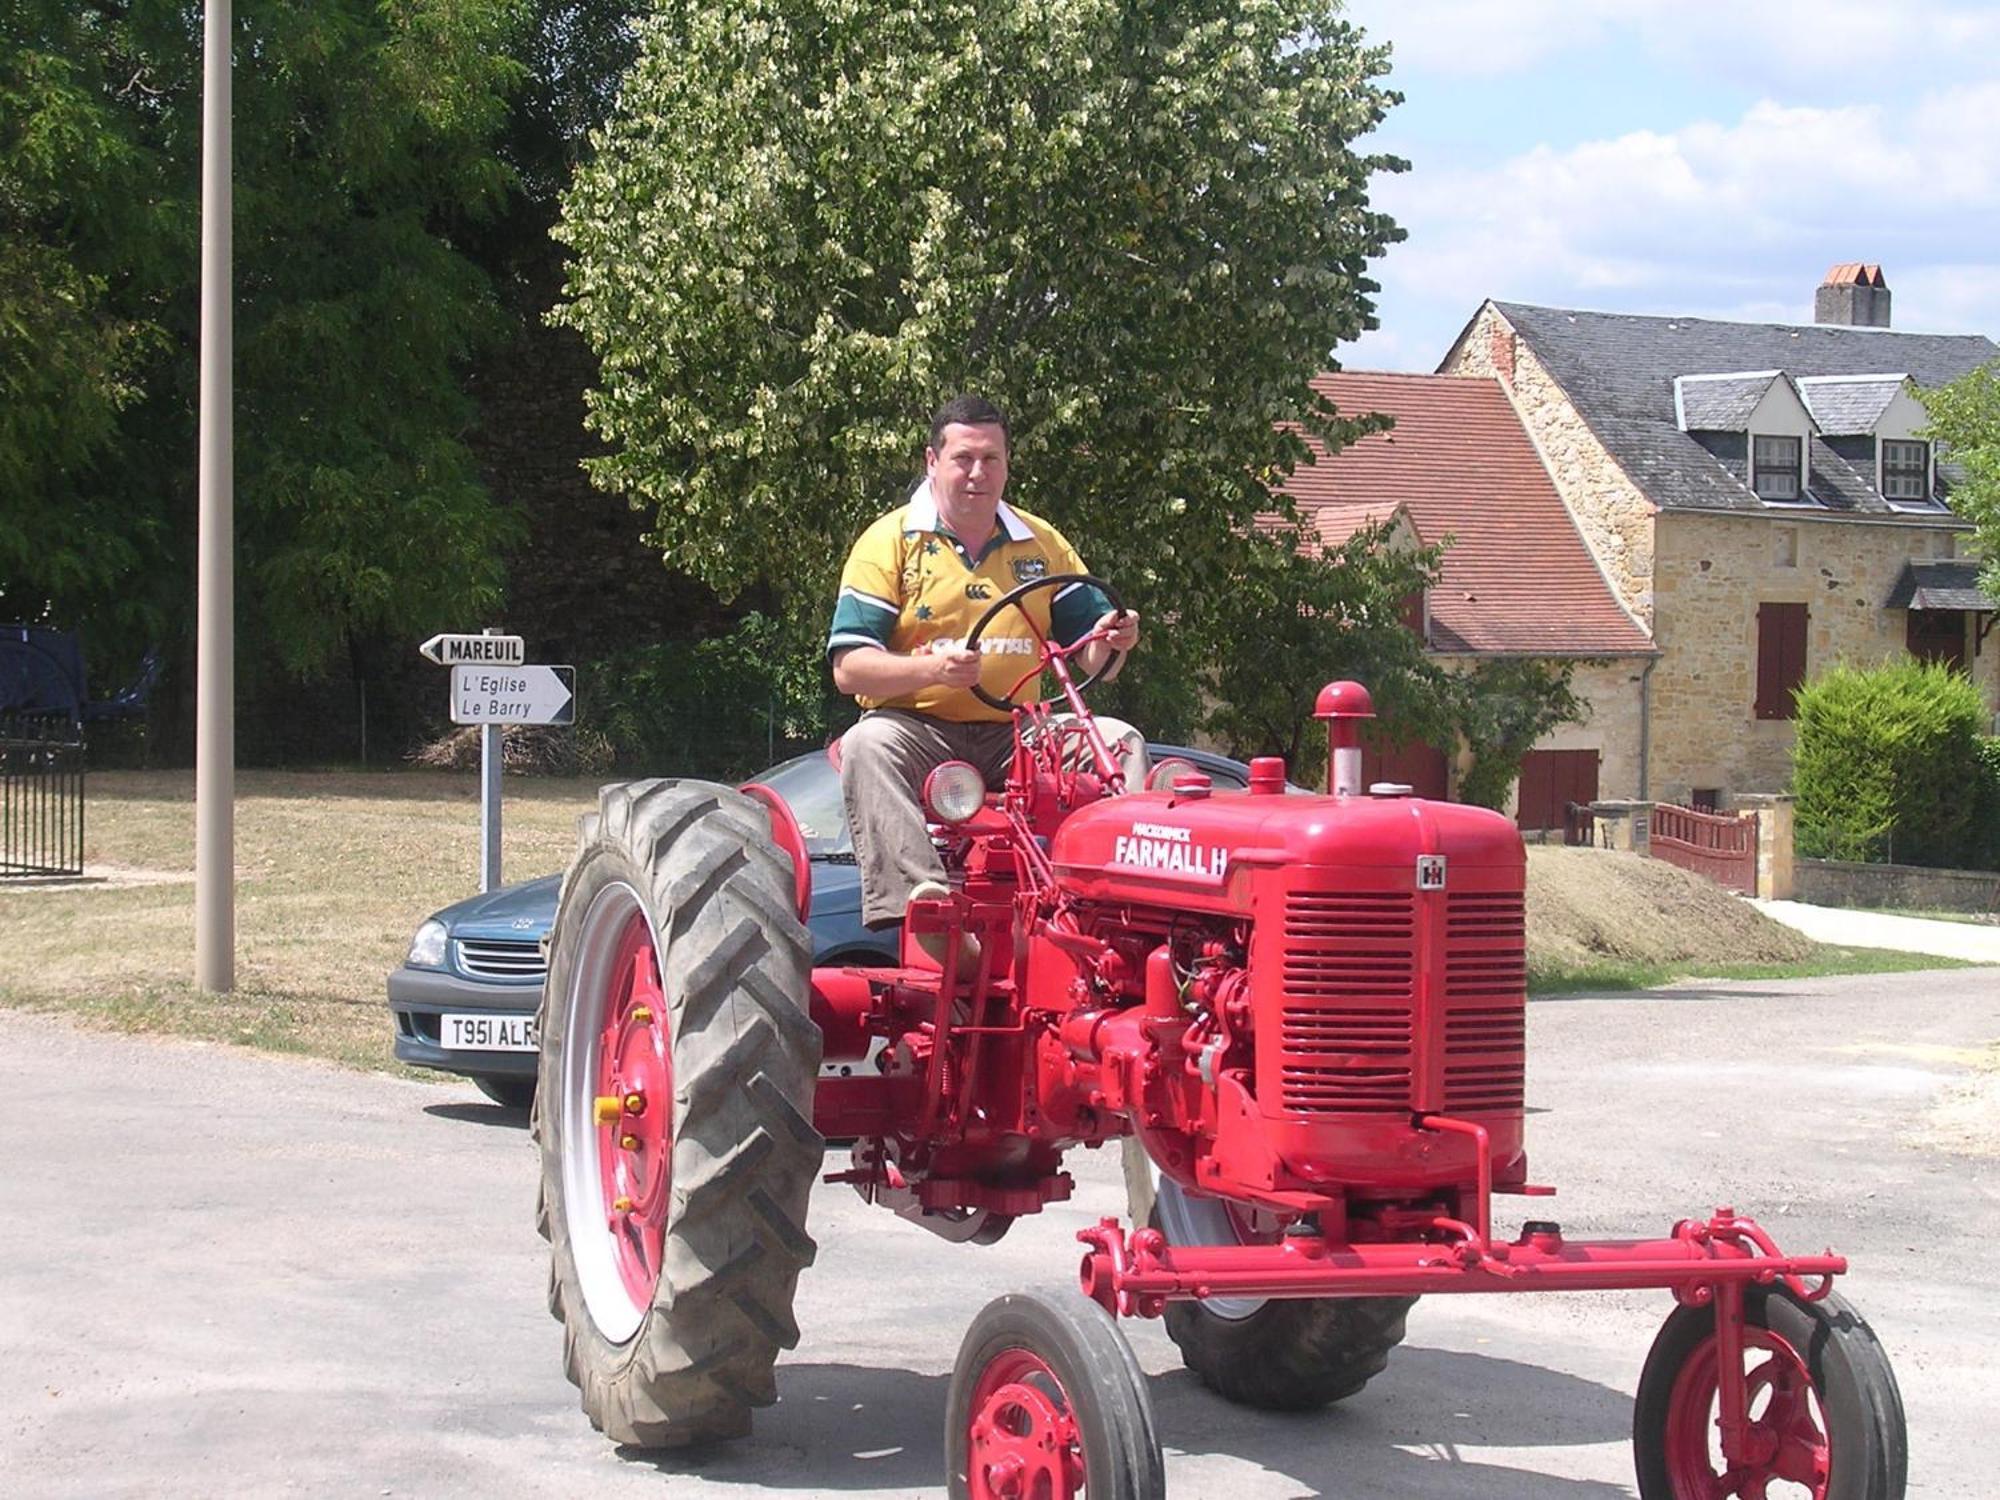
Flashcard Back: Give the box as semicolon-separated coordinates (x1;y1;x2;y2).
0;713;85;878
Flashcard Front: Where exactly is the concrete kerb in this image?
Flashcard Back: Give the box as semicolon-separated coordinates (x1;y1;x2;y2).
1753;898;2000;964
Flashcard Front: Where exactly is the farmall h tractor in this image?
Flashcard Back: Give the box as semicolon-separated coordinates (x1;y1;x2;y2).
531;575;1907;1499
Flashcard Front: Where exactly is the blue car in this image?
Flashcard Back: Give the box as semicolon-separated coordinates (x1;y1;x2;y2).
387;742;1260;1107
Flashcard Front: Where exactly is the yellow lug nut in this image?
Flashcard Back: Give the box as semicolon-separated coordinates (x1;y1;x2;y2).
593;1096;622;1127
620;1134;640;1151
612;1196;634;1212
623;1091;645;1115
631;1006;652;1024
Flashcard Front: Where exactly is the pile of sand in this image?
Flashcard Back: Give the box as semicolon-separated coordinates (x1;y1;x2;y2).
1525;845;1815;973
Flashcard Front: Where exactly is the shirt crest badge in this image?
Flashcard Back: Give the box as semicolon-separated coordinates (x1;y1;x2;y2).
1011;556;1048;583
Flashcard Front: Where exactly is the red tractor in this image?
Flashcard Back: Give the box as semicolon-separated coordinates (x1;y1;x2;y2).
532;575;1906;1499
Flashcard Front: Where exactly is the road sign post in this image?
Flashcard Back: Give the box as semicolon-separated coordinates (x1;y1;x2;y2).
419;629;577;893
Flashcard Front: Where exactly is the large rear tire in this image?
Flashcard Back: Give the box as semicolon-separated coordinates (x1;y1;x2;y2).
534;780;824;1447
1122;1140;1414;1411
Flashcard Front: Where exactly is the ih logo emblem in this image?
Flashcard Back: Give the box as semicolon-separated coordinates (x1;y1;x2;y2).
1416;854;1447;890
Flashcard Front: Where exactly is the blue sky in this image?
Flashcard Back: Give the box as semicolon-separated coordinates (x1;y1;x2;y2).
1338;0;2000;370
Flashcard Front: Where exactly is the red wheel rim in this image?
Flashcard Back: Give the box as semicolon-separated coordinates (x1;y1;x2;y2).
965;1346;1086;1500
596;911;672;1310
1662;1326;1829;1499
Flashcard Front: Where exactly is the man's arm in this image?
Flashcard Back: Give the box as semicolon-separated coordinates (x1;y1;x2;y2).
831;642;981;699
1075;609;1141;680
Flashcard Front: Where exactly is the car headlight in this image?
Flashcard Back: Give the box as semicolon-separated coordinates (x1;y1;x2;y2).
406;919;450;969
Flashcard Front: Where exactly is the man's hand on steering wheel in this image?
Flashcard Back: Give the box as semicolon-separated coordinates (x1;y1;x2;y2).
1090;607;1141;658
963;573;1134;712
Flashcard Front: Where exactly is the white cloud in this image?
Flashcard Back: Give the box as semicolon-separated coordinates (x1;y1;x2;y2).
1351;90;2000;366
1346;0;2000;85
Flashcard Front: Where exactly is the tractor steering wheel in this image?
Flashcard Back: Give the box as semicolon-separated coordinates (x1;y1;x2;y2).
963;572;1128;713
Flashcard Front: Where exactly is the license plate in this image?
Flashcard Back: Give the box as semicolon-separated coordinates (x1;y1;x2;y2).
442;1013;539;1052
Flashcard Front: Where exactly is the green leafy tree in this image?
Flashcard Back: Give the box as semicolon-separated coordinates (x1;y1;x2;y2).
554;0;1404;709
1199;522;1452;783
1449;658;1587;811
2;0;534;701
1920;360;2000;601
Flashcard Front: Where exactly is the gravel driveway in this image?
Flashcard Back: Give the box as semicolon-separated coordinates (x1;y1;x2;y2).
3;966;1995;1499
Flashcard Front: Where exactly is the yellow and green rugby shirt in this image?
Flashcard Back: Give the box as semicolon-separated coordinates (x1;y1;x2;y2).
827;483;1111;723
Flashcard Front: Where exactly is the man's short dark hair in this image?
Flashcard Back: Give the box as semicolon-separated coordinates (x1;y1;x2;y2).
928;394;1010;452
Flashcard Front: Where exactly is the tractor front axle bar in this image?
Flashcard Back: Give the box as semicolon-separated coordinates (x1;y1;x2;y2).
1077;1208;1844;1319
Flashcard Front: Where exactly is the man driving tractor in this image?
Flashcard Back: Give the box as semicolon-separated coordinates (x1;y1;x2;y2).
826;395;1143;968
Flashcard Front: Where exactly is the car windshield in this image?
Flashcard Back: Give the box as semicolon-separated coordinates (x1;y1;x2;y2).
750;752;853;858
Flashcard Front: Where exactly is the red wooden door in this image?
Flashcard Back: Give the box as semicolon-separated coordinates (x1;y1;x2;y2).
1361;732;1450;800
1515;749;1599;844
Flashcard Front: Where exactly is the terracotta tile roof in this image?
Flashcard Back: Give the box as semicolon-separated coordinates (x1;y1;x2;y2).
1259;498;1418;547
1277;371;1655;657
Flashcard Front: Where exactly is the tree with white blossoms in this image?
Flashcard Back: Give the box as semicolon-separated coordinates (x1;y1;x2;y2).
554;0;1407;733
1921;362;2000;602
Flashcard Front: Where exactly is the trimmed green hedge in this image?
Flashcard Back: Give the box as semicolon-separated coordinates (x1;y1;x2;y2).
1792;660;1995;869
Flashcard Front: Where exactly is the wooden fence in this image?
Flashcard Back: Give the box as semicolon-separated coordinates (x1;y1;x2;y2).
1651;803;1758;895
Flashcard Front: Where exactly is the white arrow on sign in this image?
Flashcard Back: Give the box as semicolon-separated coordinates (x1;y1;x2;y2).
450;664;575;726
421;632;525;667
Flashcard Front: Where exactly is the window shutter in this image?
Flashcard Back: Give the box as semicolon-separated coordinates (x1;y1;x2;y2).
1756;603;1808;719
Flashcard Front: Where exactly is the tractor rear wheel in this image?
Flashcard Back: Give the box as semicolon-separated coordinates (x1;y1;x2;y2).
946;1292;1164;1500
534;779;823;1448
1633;1284;1906;1500
1123;1143;1414;1411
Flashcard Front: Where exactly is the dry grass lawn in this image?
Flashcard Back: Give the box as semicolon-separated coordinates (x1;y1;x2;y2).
0;770;597;1074
0;771;1927;1077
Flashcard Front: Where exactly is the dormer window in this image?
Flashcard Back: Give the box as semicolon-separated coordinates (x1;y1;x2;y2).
1752;435;1803;501
1882;439;1930;501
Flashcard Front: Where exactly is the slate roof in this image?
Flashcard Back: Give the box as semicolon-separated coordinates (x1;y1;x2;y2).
1796;374;1909;436
1675;372;1786;431
1479;303;1999;515
1884;561;1996;612
1278;372;1654;657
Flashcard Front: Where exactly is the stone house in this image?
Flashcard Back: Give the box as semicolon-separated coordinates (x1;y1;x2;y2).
1433;267;1999;808
1277;371;1656;830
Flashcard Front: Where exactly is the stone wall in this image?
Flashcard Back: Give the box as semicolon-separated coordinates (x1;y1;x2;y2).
1443;303;1659;626
1515;655;1650;805
1797;857;2000;913
1649;510;1996;800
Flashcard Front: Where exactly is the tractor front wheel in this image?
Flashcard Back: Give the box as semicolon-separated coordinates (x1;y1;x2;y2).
1124;1144;1414;1411
946;1293;1164;1500
1632;1284;1906;1500
534;779;823;1447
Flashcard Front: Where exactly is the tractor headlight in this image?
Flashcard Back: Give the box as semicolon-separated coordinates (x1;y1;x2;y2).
923;761;987;824
1146;757;1199;792
406;919;450;970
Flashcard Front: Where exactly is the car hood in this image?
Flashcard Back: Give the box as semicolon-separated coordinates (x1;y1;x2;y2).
431;874;562;938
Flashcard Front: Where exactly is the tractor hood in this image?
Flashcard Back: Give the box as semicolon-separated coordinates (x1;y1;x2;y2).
1048;787;1522;916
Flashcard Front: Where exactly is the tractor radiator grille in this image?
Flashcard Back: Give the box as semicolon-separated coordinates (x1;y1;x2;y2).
456;938;546;980
1441;891;1526;1111
1278;892;1414;1112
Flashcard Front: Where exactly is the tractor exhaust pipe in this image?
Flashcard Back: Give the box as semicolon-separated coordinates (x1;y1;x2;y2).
1314;680;1375;797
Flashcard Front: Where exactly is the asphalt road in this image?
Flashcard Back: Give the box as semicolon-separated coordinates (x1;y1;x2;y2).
4;967;1997;1499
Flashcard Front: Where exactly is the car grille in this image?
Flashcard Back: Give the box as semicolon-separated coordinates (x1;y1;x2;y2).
456;938;545;980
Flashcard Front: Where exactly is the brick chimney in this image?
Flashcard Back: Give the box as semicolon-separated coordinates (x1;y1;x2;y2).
1815;263;1891;328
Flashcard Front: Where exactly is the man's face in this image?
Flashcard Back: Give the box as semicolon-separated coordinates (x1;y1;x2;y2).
926;422;1009;512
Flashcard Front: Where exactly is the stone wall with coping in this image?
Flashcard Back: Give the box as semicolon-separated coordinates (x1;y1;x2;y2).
1650;510;1995;800
1797;858;2000;913
1443;304;1659;626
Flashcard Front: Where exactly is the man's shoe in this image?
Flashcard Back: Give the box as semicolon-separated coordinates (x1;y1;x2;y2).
908;880;982;979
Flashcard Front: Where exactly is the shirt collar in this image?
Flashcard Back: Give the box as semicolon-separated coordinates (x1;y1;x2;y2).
902;479;1033;543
